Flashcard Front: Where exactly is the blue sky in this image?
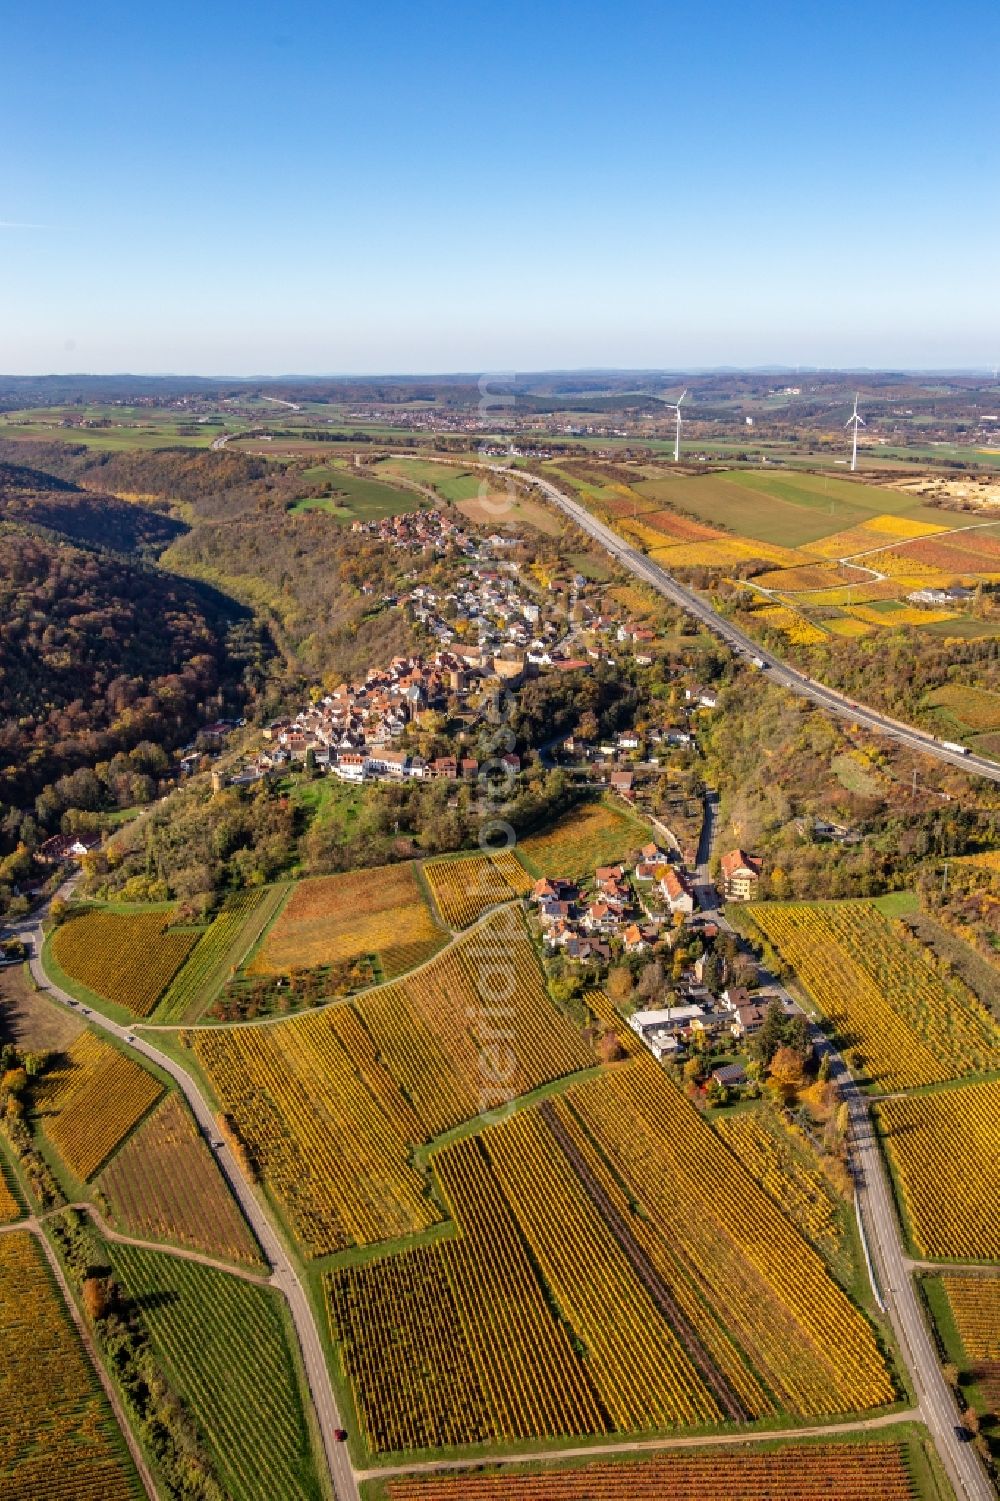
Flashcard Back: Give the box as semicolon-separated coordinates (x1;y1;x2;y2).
2;0;998;375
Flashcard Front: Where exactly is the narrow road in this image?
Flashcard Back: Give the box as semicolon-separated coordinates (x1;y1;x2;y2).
358;1407;919;1483
487;460;1000;784
719;922;995;1501
13;885;358;1501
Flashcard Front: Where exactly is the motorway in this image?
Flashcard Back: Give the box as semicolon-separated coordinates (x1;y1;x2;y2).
9;886;360;1501
499;464;1000;786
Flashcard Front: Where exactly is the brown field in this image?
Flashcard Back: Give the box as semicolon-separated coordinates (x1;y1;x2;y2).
99;1094;261;1265
37;1032;163;1181
248;862;444;977
458;494;562;534
384;1442;918;1500
0;963;83;1052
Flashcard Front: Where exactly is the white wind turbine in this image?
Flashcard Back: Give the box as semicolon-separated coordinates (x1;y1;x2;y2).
845;392;865;472
667;388;687;462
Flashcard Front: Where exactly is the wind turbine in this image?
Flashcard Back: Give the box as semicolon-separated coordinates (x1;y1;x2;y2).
845;392;865;472
667;389;687;462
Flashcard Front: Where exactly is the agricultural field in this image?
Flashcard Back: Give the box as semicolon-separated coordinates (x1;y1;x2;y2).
518;799;648;879
37;1031;163;1181
0;1229;142;1500
290;463;423;523
876;1079;1000;1259
380;1439;921;1500
98;1094;261;1265
0;958;83;1051
329;1056;893;1457
746;901;1000;1091
108;1244;321;1501
190;908;593;1254
154;885;289;1023
0;1150;22;1221
424;849;532;928
938;1274;1000;1416
248;862;445;980
715;1110;844;1264
51;906;198;1017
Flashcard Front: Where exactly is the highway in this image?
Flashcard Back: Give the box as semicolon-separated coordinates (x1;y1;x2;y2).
499;464;1000;785
10;887;360;1501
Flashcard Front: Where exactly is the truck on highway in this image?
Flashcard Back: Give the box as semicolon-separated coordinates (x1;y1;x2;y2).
940;740;970;756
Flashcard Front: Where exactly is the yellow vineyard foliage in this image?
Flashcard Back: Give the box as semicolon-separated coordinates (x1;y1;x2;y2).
425;849;532;928
747;902;999;1091
876;1080;1000;1259
190;908;593;1254
249;861;443;976
37;1032;163;1181
0;1230;141;1500
51;907;197;1017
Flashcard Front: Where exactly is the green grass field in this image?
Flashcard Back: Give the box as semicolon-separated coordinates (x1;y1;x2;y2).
291;465;422;523
107;1244;322;1501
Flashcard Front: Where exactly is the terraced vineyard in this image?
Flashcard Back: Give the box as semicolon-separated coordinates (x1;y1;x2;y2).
154;885;289;1023
384;1440;921;1499
37;1031;163;1180
876;1080;1000;1258
108;1244;321;1501
329;1057;893;1456
248;861;445;979
51;906;198;1017
0;1229;141;1500
189;907;592;1253
99;1094;261;1264
424;849;532;928
747;901;1000;1090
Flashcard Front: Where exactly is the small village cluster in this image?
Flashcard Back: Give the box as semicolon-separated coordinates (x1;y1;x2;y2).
532;843;770;1068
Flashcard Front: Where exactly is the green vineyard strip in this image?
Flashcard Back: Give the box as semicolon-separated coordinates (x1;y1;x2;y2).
107;1245;321;1501
153;886;289;1024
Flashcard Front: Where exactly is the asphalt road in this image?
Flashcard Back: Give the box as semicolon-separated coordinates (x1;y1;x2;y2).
504;465;1000;785
708;902;995;1501
11;886;360;1501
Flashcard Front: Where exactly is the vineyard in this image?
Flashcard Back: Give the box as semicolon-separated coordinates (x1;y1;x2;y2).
190;908;593;1253
715;1111;844;1262
876;1079;1000;1258
51;906;198;1017
566;1058;894;1417
99;1094;262;1265
747;901;1000;1090
940;1274;1000;1412
0;1151;22;1222
154;885;289;1023
108;1244;321;1501
0;1230;141;1501
383;1440;920;1499
248;862;445;979
424;849;532;928
328;1057;893;1456
519;801;646;879
37;1031;163;1180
